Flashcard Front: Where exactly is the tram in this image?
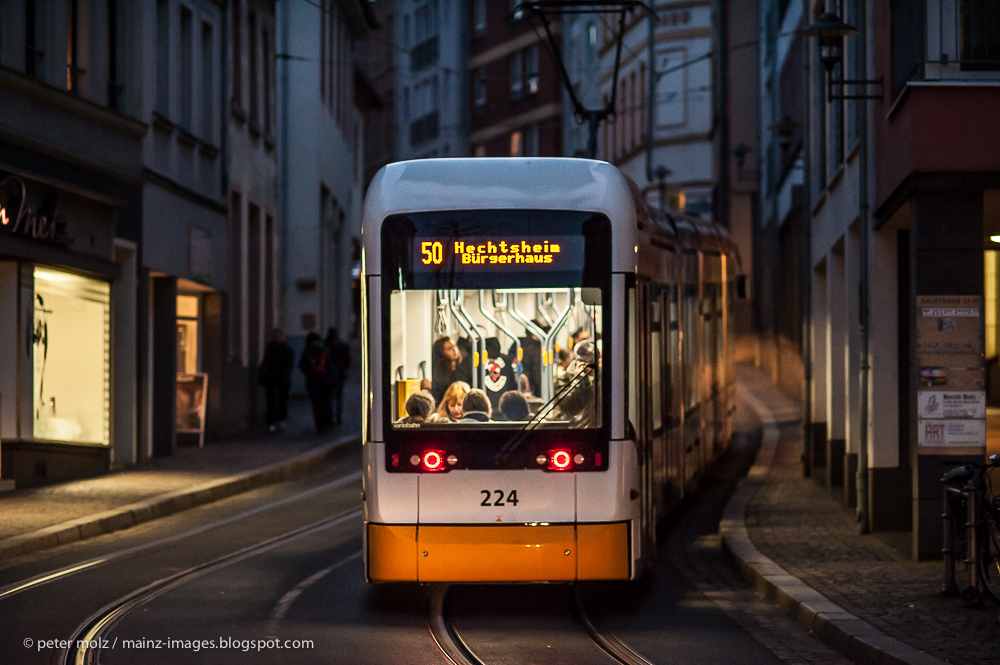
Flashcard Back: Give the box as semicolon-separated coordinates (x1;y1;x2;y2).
360;158;739;583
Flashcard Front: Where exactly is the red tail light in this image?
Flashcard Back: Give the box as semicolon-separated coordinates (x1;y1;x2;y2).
548;449;572;471
422;450;445;471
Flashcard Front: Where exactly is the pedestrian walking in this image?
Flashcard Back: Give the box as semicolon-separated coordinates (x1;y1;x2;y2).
324;327;351;425
299;332;337;433
258;328;295;432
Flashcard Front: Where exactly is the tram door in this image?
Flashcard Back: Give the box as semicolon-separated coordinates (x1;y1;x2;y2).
628;278;655;560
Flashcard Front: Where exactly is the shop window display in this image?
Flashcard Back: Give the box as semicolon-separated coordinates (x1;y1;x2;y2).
33;268;110;445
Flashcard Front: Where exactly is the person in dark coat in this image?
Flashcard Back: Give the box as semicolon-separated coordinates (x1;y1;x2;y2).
324;327;351;425
299;331;337;433
430;336;471;404
258;328;295;432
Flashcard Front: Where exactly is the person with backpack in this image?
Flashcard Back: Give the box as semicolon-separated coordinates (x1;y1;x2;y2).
299;331;337;433
324;327;351;425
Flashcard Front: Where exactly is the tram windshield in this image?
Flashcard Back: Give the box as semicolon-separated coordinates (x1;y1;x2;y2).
380;210;611;431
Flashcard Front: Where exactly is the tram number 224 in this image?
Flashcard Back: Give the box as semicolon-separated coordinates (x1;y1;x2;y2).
481;489;519;507
421;241;444;265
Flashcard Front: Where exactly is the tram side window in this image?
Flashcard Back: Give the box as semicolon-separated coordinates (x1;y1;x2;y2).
627;285;638;438
388;287;603;429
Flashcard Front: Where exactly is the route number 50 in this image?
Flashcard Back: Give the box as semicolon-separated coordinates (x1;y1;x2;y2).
421;241;443;265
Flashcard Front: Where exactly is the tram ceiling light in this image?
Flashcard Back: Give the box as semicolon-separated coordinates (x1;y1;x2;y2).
990;235;1000;244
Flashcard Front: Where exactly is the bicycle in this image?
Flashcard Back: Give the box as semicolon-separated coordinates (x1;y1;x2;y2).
941;454;1000;605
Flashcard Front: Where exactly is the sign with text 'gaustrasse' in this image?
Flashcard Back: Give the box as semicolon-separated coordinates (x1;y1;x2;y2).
916;295;985;449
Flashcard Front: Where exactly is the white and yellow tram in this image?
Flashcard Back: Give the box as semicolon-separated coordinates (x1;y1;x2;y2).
361;158;739;583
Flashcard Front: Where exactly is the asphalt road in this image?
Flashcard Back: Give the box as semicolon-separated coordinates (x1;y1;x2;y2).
1;405;850;665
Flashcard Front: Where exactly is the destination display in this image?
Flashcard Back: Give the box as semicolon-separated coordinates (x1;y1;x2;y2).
413;235;585;272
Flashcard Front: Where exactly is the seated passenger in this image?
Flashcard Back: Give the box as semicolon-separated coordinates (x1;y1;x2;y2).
397;390;436;424
426;381;470;423
517;373;546;414
497;390;530;422
458;389;492;423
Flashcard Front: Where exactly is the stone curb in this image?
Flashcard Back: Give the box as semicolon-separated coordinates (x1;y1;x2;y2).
0;433;360;560
720;385;946;665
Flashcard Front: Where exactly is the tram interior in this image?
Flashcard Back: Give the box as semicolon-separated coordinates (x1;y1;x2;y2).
389;287;602;428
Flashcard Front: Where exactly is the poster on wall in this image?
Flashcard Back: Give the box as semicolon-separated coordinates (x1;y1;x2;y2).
915;295;985;449
176;373;208;447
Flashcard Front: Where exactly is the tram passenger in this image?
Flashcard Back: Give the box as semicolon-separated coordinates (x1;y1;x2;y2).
426;381;470;423
518;374;546;414
509;334;541;399
458;389;492;422
496;390;530;422
430;336;471;404
555;340;597;427
397;391;436;424
483;337;517;410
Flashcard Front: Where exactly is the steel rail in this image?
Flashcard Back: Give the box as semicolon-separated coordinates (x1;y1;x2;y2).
0;469;362;601
571;586;656;665
426;584;483;665
64;506;363;665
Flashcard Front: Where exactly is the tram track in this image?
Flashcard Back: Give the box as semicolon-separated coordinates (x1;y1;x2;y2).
62;506;363;665
0;471;362;602
428;584;655;665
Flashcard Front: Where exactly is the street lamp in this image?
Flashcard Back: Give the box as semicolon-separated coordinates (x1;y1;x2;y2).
799;12;882;101
800;12;857;73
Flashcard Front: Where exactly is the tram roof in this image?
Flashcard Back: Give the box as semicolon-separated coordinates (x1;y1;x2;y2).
363;158;640;227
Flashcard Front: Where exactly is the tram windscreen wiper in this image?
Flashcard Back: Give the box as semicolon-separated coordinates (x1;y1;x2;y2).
493;363;595;465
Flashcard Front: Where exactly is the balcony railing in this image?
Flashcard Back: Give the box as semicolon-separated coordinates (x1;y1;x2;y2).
409;111;439;146
410;36;439;72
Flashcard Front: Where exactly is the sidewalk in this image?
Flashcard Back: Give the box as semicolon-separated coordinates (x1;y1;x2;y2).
0;361;363;561
724;363;998;665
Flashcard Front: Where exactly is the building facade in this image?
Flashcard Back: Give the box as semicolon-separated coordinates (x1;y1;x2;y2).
396;0;468;160
277;0;377;378
598;2;714;216
360;0;396;190
225;0;281;433
804;0;1000;558
0;1;144;487
469;0;561;157
141;0;230;456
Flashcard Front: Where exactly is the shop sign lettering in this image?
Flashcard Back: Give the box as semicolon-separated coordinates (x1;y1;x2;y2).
0;176;64;244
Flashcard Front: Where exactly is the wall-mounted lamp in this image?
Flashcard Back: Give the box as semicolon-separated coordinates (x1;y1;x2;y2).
732;142;752;181
768;115;801;150
654;165;671;213
799;12;883;101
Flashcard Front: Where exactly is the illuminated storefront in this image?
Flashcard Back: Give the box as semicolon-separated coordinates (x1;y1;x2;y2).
0;168;138;488
32;268;111;445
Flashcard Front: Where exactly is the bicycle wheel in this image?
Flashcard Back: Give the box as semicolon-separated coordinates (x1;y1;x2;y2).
978;516;1000;604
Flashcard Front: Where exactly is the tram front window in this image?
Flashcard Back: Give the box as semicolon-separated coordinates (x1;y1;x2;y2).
380;209;612;433
388;287;602;429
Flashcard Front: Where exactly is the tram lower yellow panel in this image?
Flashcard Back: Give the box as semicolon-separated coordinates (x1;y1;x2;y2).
577;523;630;580
368;522;632;582
418;525;577;582
368;525;418;581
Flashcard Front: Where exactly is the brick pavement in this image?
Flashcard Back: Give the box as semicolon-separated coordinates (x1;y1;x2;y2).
731;363;1000;665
